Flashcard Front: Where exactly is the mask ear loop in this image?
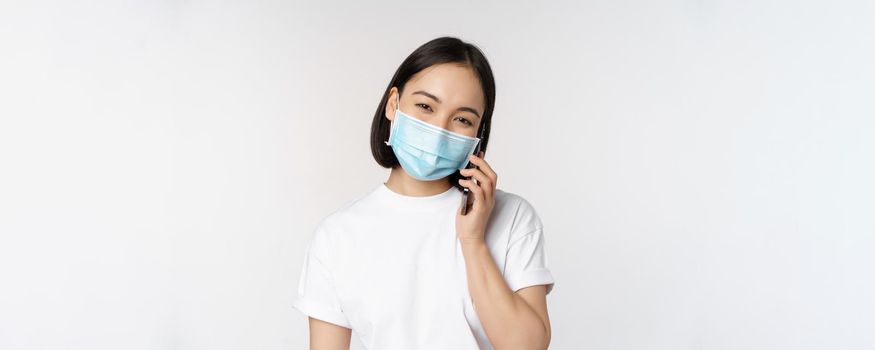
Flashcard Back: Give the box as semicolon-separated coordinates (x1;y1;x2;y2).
474;116;486;154
461;114;485;214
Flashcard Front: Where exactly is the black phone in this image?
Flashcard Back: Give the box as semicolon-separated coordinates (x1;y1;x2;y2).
460;123;486;215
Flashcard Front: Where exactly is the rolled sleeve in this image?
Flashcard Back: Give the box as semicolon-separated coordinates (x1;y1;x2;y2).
292;227;351;328
504;226;555;295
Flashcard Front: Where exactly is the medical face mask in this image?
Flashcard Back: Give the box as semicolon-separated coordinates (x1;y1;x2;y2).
384;96;481;181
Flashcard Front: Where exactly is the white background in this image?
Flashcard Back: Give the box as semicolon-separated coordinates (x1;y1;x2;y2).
1;0;874;349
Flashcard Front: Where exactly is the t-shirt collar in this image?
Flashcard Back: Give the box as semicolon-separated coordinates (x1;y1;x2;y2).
372;182;461;211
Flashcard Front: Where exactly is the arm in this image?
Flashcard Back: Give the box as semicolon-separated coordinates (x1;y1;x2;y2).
308;317;351;350
461;240;552;350
457;152;552;349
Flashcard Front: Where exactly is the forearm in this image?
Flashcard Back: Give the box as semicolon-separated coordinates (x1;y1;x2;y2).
460;239;549;350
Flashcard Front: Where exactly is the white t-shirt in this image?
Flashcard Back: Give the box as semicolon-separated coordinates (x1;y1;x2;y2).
292;183;555;349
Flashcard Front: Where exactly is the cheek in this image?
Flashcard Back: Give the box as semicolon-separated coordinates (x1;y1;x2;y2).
451;125;477;137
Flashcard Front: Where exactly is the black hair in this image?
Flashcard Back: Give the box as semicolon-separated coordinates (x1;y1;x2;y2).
369;36;496;191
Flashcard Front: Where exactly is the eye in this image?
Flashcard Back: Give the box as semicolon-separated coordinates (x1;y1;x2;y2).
416;103;433;112
454;117;473;126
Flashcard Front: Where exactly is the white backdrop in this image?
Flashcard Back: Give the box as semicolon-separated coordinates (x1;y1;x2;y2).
1;1;874;349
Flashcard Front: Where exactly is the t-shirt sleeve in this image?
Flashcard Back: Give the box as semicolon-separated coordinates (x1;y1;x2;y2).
291;225;352;328
503;198;556;295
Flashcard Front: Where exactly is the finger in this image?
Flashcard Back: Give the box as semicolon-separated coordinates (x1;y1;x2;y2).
459;168;493;198
458;178;485;211
459;167;491;188
468;153;496;183
467;153;497;189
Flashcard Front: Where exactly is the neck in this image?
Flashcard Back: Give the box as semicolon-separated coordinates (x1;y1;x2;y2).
384;166;452;197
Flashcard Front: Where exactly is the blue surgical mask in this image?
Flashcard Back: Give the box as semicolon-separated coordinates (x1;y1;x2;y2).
385;95;481;181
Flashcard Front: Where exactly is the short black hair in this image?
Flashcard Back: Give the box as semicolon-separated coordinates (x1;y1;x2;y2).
370;36;496;191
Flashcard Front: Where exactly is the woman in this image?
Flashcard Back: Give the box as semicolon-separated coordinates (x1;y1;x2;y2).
293;36;555;350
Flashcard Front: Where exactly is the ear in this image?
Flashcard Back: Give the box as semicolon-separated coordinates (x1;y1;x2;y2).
384;87;398;122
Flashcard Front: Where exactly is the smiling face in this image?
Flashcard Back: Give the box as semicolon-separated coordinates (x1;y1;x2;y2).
384;63;486;138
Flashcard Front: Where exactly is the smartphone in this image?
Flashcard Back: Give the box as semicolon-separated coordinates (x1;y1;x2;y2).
460;123;486;215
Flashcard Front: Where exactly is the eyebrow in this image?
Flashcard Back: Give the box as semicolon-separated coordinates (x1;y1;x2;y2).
412;90;482;119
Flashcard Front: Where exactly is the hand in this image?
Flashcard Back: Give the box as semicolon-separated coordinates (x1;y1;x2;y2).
456;151;497;244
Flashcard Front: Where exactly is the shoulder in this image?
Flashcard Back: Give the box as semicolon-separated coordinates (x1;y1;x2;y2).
305;187;377;254
492;188;544;241
316;184;383;230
